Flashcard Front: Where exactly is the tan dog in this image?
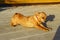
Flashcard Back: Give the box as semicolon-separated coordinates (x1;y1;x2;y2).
10;12;51;31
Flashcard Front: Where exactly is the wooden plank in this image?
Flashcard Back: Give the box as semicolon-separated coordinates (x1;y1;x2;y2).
4;0;60;4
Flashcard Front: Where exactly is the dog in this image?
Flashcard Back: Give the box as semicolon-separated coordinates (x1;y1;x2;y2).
10;12;52;31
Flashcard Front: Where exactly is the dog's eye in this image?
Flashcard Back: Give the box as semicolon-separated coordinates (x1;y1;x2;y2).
42;17;44;19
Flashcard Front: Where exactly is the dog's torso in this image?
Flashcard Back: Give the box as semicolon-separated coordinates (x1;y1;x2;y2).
12;13;35;27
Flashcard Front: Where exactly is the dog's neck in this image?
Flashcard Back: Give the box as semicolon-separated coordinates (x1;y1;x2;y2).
34;15;40;24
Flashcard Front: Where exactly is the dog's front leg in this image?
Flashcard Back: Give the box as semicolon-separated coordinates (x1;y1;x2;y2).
34;24;50;31
40;24;52;31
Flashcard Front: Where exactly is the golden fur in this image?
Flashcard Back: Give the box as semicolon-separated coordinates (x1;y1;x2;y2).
10;12;51;31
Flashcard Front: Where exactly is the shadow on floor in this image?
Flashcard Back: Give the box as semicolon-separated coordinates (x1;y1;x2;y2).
53;26;60;40
42;15;55;27
46;15;55;22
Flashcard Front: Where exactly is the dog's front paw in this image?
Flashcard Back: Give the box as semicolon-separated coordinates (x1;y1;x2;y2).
42;28;49;32
44;27;52;32
46;27;52;32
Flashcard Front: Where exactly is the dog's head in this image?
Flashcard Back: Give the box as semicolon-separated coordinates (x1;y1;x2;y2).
35;12;47;23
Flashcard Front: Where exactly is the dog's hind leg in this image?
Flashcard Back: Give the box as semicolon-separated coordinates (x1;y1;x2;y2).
10;21;17;27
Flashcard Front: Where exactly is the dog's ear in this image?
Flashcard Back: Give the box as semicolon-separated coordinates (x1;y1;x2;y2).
34;12;46;16
35;12;45;14
35;12;40;15
40;12;46;15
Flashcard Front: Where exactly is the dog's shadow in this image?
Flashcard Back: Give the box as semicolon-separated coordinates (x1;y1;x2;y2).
42;15;55;27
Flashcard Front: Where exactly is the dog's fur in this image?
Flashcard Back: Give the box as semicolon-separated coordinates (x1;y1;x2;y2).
10;12;51;31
